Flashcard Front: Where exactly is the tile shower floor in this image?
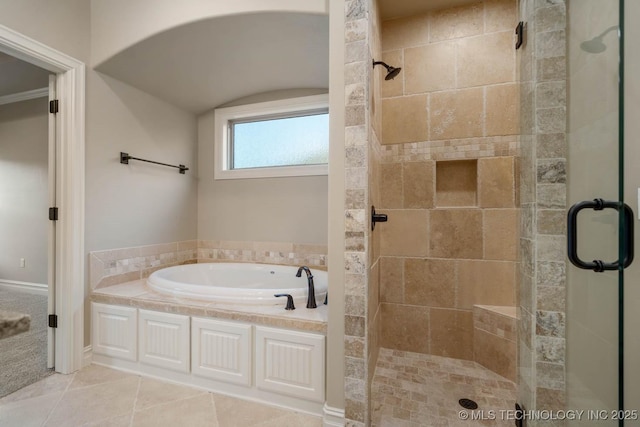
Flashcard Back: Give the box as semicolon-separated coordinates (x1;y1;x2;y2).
0;364;321;427
371;348;517;427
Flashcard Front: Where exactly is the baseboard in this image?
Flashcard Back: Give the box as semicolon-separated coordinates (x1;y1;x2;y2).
0;279;48;296
323;403;345;427
83;345;93;367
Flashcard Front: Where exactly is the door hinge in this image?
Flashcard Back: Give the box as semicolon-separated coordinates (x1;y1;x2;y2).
49;207;58;221
515;21;524;50
49;99;59;114
48;314;58;328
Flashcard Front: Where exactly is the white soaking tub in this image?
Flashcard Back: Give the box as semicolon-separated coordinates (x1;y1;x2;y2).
147;262;327;306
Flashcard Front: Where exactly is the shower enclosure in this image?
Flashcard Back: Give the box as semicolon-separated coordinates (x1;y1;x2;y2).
565;0;640;423
515;0;640;424
341;0;640;424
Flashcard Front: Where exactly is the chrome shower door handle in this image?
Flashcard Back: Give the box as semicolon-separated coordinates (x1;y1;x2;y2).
567;198;634;272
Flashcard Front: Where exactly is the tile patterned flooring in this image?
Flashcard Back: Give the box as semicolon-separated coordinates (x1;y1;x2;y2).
0;364;322;427
371;348;517;427
1;349;517;427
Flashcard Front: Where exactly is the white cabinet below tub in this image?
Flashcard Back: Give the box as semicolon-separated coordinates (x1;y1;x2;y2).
90;302;327;414
138;310;190;373
255;326;325;403
191;317;252;386
91;302;137;361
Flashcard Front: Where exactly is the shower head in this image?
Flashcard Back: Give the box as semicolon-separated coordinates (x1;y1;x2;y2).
580;25;618;54
580;38;607;54
373;60;402;80
385;66;402;80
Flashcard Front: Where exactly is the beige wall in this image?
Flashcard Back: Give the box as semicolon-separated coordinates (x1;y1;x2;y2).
85;71;198;343
377;0;519;364
85;72;197;253
0;99;49;284
0;0;90;63
196;91;328;246
326;0;346;413
90;0;328;66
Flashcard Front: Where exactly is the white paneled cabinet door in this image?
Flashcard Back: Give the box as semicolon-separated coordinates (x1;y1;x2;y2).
255;326;325;402
91;302;137;361
138;310;190;373
191;317;252;386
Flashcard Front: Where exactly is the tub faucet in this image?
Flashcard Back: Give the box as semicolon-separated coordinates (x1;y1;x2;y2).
296;266;317;309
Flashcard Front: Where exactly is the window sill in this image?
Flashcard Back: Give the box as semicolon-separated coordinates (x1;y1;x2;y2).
214;164;328;180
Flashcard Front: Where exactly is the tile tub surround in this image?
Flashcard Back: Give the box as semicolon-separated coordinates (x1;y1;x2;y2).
91;279;328;334
0;364;322;427
90;240;327;291
0;309;30;340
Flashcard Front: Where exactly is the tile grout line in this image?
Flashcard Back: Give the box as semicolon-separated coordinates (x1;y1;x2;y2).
41;372;76;427
132;385;209;413
128;376;142;427
209;392;219;426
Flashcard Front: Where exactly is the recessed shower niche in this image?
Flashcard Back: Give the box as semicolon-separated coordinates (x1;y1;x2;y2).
435;159;478;207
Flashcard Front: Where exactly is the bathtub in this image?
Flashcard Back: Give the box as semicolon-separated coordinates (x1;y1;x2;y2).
147;263;327;306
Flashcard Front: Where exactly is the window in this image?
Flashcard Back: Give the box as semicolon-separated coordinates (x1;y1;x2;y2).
214;94;329;179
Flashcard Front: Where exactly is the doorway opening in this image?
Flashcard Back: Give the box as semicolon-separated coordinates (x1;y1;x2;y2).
0;52;55;396
0;24;85;377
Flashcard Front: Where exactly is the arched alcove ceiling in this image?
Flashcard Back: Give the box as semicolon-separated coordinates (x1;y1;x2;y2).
95;12;329;114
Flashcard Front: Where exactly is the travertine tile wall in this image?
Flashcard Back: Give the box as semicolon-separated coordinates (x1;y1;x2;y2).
473;305;517;381
367;0;382;424
89;240;327;290
377;0;520;363
343;0;373;425
380;0;519;150
196;241;327;267
89;241;198;290
518;0;567;420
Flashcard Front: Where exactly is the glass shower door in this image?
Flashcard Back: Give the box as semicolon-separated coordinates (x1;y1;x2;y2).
566;0;637;424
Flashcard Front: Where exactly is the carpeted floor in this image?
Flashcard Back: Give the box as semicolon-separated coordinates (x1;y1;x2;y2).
0;287;52;398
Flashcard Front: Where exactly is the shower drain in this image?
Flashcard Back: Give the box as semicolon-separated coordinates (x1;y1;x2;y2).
458;398;478;410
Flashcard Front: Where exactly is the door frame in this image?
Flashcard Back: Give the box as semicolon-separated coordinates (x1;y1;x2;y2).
0;24;85;374
47;74;56;368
